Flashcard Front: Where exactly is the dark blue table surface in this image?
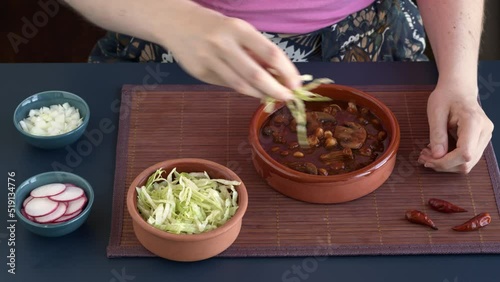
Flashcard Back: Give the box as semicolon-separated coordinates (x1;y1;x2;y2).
0;62;499;282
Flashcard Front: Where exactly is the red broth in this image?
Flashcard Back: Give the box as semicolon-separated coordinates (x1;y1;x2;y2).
259;101;389;176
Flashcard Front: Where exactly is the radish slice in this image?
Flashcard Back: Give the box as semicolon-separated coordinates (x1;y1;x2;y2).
65;196;87;215
25;197;58;217
34;202;67;223
61;207;81;218
20;208;34;220
49;186;84;202
30;183;66;198
64;183;77;188
53;210;82;223
23;195;34;207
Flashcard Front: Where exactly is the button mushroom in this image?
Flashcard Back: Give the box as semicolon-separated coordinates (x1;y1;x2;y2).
287;162;318;175
305;113;321;134
309;111;337;124
319;148;354;162
322;104;342;115
333;122;367;149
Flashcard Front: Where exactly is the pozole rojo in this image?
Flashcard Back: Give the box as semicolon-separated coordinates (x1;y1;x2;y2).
259;100;389;176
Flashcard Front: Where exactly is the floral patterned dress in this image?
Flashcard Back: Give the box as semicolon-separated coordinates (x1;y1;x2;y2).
88;0;427;63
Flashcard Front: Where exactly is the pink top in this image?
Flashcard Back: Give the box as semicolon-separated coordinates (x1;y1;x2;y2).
194;0;375;34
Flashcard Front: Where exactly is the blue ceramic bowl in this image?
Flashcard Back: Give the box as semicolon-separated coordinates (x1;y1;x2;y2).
13;90;90;149
15;171;94;237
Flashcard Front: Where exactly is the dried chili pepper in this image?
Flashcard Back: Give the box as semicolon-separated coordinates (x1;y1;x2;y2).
428;198;467;213
405;210;438;230
452;212;491;232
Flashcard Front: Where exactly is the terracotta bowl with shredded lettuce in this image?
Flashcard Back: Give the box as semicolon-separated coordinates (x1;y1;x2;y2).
126;158;248;262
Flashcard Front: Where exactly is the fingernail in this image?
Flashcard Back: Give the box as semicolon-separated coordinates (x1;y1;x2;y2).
424;162;435;168
417;158;425;164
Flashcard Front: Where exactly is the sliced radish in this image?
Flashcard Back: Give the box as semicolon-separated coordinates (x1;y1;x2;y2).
20;208;34;221
49;186;84;202
34;202;67;223
53;210;81;223
25;197;58;217
62;207;81;218
30;183;66;198
23;195;34;207
65;196;87;215
64;183;77;188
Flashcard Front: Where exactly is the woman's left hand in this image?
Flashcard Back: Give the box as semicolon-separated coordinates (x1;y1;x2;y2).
418;81;494;174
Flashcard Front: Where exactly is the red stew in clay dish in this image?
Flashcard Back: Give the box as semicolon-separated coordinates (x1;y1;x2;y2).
248;84;400;204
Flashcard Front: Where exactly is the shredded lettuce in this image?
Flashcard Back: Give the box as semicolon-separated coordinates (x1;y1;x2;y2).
136;167;240;234
262;75;334;147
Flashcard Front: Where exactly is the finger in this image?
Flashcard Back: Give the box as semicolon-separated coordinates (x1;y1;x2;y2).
454;114;481;164
478;125;493;153
473;112;493;151
430;165;466;174
423;126;487;174
427;103;449;158
424;148;470;171
241;31;302;90
195;57;268;99
429;151;482;174
418;148;432;164
221;42;295;101
420;148;432;157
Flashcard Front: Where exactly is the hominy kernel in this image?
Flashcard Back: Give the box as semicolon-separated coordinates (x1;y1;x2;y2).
293;151;304;158
280;150;290;156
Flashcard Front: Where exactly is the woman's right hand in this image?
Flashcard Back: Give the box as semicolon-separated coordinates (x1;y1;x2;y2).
64;0;300;99
159;7;302;100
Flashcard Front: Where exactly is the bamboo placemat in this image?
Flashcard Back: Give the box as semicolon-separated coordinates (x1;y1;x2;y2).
107;84;500;258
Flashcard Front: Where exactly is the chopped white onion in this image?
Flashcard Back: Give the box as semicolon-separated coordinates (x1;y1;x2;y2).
20;102;83;136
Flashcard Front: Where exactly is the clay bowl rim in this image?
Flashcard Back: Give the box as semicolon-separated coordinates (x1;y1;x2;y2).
249;84;400;183
126;158;248;242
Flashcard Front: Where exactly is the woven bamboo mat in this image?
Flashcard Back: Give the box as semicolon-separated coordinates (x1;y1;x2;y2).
107;84;500;258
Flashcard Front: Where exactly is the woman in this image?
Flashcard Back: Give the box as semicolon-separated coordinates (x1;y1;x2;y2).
64;0;493;174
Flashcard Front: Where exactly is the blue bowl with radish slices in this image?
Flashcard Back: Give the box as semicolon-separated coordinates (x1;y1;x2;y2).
13;90;90;149
15;171;94;237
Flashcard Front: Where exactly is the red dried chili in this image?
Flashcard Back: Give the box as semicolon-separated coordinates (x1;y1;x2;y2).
405;210;438;230
452;212;491;232
428;198;467;213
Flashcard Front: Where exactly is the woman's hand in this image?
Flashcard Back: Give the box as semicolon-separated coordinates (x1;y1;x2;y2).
160;8;302;100
63;0;301;100
418;82;494;173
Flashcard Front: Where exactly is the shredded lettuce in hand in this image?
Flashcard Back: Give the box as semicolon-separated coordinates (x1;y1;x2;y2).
262;75;334;147
136;168;240;234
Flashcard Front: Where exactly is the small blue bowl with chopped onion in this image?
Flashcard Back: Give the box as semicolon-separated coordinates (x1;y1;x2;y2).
13;90;90;149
